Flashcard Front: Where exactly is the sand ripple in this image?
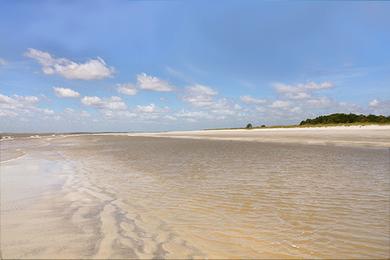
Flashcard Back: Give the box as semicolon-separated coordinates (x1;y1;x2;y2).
1;135;389;259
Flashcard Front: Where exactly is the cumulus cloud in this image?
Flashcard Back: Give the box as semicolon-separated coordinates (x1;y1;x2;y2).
183;84;218;107
175;110;214;122
64;108;75;113
81;96;101;106
180;84;244;121
136;103;156;113
25;48;114;80
0;93;55;118
81;96;127;110
369;99;380;107
274;81;334;100
117;83;138;96
13;95;39;104
137;73;174;92
289;106;302;113
270;100;290;109
369;99;390;114
275;81;333;93
305;81;333;90
240;95;266;105
81;111;90;117
42;108;55;115
208;98;239;116
306;97;332;108
53;87;80;98
80;96;171;120
5;73;384;129
164;115;177;121
86;103;169;121
0;110;17;117
0;94;39;109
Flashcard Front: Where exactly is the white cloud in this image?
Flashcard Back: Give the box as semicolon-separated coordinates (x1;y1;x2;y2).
0;94;39;111
117;83;138;96
0;110;17;117
25;48;114;80
208;98;237;115
81;96;102;106
53;87;80;98
368;99;390;114
164;115;177;121
270;100;290;109
0;93;56;118
81;96;127;110
274;81;334;100
256;106;266;112
183;84;218;107
81;110;90;117
274;81;334;93
0;93;15;105
175;110;214;121
305;81;333;90
306;97;332;108
369;99;380;107
42;108;55;115
274;84;299;94
181;85;243;120
64;108;75;113
137;73;174;92
337;102;362;114
240;95;266;105
288;92;311;100
289;106;302;113
136;103;156;113
134;104;170;119
14;95;39;104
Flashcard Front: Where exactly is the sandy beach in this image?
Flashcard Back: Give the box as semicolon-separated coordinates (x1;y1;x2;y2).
125;125;390;148
1;126;390;259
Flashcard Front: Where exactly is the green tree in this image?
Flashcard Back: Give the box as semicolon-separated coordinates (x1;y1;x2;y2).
300;113;390;125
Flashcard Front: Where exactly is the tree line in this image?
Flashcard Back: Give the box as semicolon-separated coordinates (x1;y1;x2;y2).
299;113;390;125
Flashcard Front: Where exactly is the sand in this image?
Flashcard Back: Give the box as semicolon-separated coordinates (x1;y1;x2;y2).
1;126;389;259
119;125;390;148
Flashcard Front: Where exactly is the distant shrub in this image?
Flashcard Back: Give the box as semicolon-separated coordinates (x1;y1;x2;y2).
246;123;253;129
299;113;390;125
261;125;266;128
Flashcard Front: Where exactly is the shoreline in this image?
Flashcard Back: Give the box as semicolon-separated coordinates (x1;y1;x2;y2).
116;125;390;148
1;125;390;149
2;123;390;136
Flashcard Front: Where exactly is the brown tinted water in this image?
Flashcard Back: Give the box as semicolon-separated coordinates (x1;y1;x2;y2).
1;135;389;259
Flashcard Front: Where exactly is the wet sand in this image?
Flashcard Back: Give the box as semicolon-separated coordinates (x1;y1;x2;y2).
1;129;389;259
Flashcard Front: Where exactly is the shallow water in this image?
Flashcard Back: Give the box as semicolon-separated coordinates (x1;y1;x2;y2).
1;135;390;258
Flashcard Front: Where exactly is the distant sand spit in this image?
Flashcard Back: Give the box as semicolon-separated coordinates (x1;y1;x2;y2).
121;125;390;148
2;125;389;148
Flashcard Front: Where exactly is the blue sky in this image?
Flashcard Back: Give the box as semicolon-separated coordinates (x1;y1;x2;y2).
1;0;389;132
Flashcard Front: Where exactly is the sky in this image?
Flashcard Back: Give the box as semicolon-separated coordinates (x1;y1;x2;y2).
1;0;389;132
